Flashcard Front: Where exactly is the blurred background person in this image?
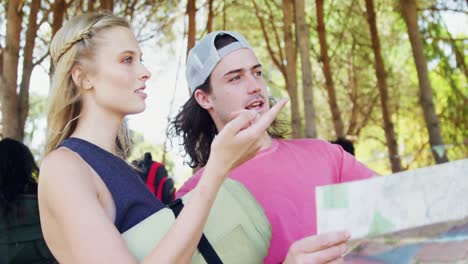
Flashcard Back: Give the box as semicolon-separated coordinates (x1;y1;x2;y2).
0;138;54;264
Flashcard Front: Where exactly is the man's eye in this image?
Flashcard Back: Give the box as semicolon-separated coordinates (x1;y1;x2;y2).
255;71;263;76
229;76;241;82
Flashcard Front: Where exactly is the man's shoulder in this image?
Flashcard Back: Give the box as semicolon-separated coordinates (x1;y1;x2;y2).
277;138;335;150
275;138;344;162
192;167;206;178
176;167;205;197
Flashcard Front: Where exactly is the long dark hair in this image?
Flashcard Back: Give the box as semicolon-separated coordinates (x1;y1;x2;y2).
168;35;289;168
0;138;39;210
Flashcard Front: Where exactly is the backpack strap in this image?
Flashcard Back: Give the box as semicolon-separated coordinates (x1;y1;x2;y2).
161;178;175;204
156;177;168;201
144;161;175;205
168;199;223;264
154;165;168;201
146;162;161;195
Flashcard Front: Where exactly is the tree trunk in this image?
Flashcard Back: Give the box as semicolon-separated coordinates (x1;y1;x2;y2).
252;0;284;75
0;42;3;77
399;0;449;163
88;0;95;12
294;0;317;138
206;0;214;33
316;0;345;139
448;35;468;79
187;0;196;57
365;0;402;172
282;0;302;138
51;0;65;36
0;42;4;103
2;0;23;140
49;0;66;77
18;0;41;141
223;0;227;29
346;40;358;136
186;0;196;95
100;0;114;11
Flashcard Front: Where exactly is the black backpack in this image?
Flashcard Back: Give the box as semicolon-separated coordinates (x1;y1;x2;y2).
132;153;175;205
0;195;55;264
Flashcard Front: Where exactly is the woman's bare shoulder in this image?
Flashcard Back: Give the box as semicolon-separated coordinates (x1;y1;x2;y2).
38;148;135;263
39;147;95;198
41;146;82;165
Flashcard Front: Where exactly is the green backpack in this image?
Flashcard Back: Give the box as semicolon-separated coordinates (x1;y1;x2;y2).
123;178;272;263
0;195;54;264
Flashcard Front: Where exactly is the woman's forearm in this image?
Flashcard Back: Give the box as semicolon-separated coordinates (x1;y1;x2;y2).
142;158;226;263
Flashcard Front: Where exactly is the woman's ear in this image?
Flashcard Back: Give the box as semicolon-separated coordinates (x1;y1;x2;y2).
71;65;93;90
194;89;213;110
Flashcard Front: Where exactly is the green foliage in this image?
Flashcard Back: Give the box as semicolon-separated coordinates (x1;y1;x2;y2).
24;93;48;161
419;8;467;161
2;0;465;174
128;131;175;174
115;0;182;45
200;0;467;171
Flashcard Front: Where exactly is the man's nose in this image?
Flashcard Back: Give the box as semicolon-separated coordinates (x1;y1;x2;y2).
246;73;261;94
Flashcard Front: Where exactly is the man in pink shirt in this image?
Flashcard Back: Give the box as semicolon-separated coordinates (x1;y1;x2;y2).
170;31;375;263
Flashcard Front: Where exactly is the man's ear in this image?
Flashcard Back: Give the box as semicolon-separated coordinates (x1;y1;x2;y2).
71;65;93;90
194;89;213;110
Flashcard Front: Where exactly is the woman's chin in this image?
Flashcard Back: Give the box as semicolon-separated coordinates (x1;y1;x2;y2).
125;104;146;116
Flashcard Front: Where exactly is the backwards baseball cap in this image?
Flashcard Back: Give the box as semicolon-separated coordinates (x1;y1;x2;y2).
186;31;252;94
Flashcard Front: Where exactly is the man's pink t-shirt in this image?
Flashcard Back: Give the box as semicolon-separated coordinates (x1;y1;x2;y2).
177;138;374;263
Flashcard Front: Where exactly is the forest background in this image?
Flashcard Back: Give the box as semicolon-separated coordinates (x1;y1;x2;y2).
0;0;466;185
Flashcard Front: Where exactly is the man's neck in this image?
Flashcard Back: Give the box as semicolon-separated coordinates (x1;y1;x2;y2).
259;132;273;151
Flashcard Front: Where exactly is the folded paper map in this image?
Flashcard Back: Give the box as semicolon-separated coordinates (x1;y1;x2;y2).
316;159;468;263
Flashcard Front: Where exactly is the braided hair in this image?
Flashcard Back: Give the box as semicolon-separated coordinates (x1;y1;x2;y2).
46;12;133;159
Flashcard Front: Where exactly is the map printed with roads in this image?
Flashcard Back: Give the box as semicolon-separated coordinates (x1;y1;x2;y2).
316;159;468;263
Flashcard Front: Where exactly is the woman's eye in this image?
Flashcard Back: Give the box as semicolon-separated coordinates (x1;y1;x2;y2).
255;71;262;76
123;56;133;63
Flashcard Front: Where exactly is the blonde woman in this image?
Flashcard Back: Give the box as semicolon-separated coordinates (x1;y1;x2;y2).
38;12;287;263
